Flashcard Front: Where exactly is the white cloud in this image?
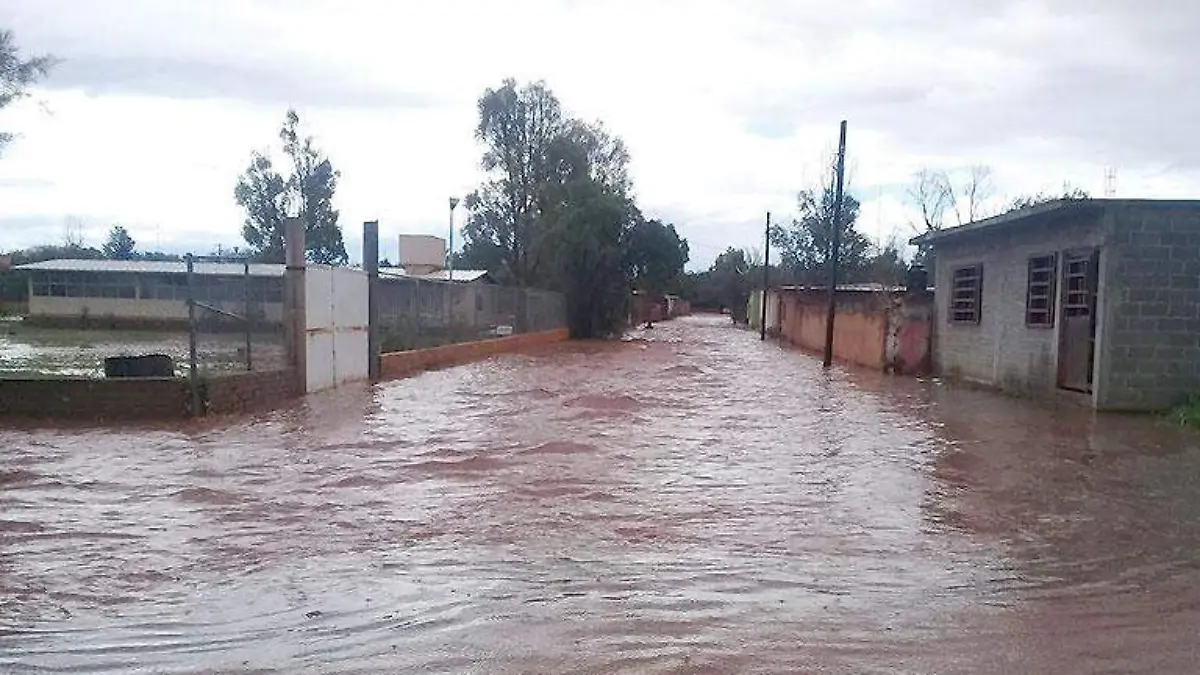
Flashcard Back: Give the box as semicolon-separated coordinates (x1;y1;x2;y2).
2;0;1199;270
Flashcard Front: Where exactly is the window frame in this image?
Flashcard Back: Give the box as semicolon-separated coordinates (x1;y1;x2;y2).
949;264;984;325
1025;253;1058;328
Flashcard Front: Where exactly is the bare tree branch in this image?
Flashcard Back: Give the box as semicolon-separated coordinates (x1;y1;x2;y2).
906;169;953;233
964;165;996;223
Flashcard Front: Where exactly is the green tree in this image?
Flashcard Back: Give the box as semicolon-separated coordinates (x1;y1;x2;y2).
7;243;102;265
863;238;908;287
546;179;634;338
235;152;289;262
460;78;568;283
538;118;637;337
627;218;688;296
710;247;752;323
1;30;54;155
102;225;136;260
462;78;638;338
770;185;869;286
234;109;346;264
1007;185;1090;211
462;79;566;286
280;109;346;265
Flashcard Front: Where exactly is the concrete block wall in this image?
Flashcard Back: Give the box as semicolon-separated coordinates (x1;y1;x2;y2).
1098;203;1200;410
0;377;191;420
203;369;302;415
0;370;302;421
380;328;569;380
932;213;1106;395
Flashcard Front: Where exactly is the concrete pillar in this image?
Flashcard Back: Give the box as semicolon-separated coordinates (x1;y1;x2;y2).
284;217;307;392
363;220;380;382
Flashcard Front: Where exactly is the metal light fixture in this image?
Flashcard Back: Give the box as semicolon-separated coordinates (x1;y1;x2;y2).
448;196;460;281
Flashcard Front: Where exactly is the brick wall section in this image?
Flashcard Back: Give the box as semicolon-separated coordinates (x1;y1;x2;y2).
777;289;930;373
932;210;1106;395
780;292;887;368
380;328;569;380
1098;203;1200;410
0;377;190;421
203;368;301;415
887;293;934;375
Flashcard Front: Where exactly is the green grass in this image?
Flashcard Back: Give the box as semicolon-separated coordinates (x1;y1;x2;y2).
1167;394;1200;428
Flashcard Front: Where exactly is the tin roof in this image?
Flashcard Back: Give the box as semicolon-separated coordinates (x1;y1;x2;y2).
908;198;1200;247
777;283;907;293
379;266;490;282
16;259;494;283
15;258;285;277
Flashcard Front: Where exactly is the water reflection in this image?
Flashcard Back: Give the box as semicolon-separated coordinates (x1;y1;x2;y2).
2;315;1198;673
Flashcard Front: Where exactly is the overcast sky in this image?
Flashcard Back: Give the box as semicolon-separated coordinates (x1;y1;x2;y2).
2;0;1198;269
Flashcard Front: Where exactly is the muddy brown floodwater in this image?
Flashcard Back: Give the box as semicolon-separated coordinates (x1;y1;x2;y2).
4;314;1200;674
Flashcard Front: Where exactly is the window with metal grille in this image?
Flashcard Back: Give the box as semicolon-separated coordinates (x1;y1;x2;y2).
1026;254;1057;327
950;264;983;324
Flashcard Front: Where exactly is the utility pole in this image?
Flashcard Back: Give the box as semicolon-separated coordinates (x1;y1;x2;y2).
448;196;459;282
760;211;770;341
185;253;200;416
363;220;380;382
823;120;848;368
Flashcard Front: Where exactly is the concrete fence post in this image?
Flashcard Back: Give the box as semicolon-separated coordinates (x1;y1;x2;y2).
363;220;380;382
284;217;307;393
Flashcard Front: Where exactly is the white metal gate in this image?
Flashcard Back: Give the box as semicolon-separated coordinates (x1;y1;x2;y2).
304;266;369;393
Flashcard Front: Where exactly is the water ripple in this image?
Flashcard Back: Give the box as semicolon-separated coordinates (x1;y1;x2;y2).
3;316;1200;673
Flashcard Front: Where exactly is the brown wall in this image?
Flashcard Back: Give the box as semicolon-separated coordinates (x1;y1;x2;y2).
0;369;302;422
778;289;932;374
779;291;888;368
630;294;664;325
381;328;569;380
0;377;191;421
203;369;301;415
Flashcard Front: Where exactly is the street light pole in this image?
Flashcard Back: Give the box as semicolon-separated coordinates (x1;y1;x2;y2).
448;196;460;282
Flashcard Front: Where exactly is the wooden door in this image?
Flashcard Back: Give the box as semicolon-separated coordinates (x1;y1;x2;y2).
1058;249;1099;392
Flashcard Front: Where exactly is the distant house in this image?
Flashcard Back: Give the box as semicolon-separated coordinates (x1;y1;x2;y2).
15;258;285;328
15;258;495;329
912;199;1200;411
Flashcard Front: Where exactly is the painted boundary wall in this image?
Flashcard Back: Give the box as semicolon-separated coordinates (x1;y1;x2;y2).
381;328;569;380
778;289;932;375
0;368;301;422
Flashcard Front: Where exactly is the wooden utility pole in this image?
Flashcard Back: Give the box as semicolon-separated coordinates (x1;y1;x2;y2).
760;211;770;341
822;121;848;368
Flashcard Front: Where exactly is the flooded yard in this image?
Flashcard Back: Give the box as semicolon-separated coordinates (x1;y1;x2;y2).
2;314;1199;673
0;319;284;378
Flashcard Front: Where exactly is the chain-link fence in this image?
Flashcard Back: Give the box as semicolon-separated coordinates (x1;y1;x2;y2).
377;276;567;352
186;257;288;378
0;259;286;381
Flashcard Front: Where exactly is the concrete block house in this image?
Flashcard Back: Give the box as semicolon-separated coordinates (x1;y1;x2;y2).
912;199;1200;411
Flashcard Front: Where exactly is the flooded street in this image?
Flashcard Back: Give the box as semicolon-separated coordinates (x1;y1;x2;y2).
4;314;1200;673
